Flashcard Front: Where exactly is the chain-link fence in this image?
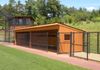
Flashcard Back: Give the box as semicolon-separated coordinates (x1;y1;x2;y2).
72;32;100;62
0;30;5;42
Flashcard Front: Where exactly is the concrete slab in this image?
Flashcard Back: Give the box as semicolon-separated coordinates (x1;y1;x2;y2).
75;52;100;61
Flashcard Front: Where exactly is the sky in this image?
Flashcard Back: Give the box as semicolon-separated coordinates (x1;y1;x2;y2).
0;0;100;11
60;0;100;11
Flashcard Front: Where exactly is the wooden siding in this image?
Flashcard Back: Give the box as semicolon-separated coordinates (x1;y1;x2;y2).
58;25;83;53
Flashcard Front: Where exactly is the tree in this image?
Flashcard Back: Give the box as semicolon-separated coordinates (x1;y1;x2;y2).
96;8;100;16
16;0;25;16
9;0;16;6
47;0;61;17
36;0;47;16
25;0;37;17
36;14;46;25
8;0;16;15
0;0;98;25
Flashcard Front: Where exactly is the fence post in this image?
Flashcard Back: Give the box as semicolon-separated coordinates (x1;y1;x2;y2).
97;32;99;54
70;32;73;57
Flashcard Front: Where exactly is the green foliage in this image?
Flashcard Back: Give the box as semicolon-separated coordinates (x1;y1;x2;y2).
36;14;46;25
15;0;25;16
0;0;100;25
47;17;62;23
8;0;16;14
62;15;76;23
91;17;100;22
25;0;37;17
47;0;61;17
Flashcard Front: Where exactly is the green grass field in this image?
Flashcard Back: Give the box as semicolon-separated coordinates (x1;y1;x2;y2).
0;45;88;70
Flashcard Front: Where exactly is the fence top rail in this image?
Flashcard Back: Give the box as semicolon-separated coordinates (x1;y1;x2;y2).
57;32;100;34
86;32;100;33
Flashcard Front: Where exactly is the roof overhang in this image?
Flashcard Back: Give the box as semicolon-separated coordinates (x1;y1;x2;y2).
15;23;85;32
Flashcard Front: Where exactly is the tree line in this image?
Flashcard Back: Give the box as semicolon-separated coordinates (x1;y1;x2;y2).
0;0;100;25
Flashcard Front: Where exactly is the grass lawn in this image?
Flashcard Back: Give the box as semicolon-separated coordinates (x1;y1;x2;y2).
0;45;88;70
70;22;100;32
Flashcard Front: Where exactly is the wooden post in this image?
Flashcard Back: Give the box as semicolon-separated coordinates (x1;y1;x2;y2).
29;32;32;48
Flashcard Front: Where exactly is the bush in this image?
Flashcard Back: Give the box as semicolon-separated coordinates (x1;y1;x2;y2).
47;17;63;24
91;17;100;22
62;15;76;23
